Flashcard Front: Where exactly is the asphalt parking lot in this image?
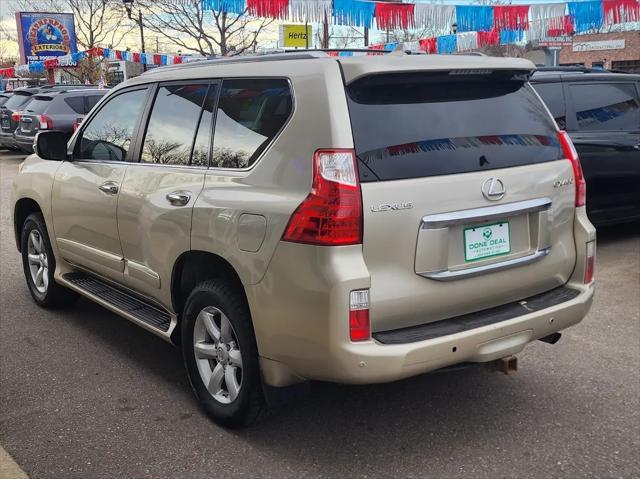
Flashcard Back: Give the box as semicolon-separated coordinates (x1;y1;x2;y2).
0;149;638;479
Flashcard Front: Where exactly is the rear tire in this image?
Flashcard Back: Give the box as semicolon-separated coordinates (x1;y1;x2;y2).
20;213;78;308
182;280;265;428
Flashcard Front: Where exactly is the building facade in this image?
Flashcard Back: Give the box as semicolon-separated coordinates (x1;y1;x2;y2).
559;30;640;72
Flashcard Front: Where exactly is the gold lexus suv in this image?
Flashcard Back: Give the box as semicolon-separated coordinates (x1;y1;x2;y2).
11;52;596;427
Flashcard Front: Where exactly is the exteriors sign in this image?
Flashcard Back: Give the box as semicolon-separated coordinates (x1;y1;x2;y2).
15;12;78;64
572;39;626;52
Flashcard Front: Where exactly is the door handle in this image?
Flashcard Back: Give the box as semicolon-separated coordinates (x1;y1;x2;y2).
166;191;192;206
98;182;119;195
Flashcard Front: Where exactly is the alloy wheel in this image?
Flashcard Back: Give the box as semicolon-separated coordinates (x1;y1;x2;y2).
27;229;48;294
193;306;243;404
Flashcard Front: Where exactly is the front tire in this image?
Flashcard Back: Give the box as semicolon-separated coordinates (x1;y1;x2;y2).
20;213;78;308
182;280;264;428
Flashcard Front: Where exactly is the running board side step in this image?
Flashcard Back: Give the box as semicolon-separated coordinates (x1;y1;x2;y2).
59;272;176;340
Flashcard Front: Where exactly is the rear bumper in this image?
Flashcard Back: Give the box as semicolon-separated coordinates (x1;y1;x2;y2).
309;282;593;384
0;130;17;148
249;207;596;387
13;133;35;153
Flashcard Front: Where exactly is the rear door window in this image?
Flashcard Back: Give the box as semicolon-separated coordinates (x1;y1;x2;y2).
532;82;566;130
347;73;563;182
568;83;640;132
211;79;292;169
140;83;210;166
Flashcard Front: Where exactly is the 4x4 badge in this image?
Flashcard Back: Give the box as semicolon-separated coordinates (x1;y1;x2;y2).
481;178;506;201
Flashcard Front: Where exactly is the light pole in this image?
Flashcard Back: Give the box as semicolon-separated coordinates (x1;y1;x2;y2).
123;0;146;71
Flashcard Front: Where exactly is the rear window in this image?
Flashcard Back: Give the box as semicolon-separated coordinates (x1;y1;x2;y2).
347;73;562;182
24;97;53;114
3;92;33;110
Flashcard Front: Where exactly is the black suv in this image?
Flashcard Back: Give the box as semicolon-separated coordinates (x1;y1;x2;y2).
14;89;107;153
531;69;640;226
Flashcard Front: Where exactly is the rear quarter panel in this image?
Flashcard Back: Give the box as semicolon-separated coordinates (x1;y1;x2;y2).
190;59;354;286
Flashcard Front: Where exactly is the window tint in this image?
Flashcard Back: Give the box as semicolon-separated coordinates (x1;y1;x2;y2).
64;96;85;114
85;95;102;113
569;83;640;132
24;97;53;114
191;85;217;167
141;84;209;165
532;82;566;130
3;93;33;109
77;89;147;162
347;73;562;182
211;79;292;169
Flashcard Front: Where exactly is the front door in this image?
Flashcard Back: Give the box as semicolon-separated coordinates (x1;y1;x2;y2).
117;82;215;309
52;87;150;283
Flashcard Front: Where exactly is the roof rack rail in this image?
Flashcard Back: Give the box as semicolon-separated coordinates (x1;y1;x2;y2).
535;66;612;73
142;51;331;74
142;48;395;75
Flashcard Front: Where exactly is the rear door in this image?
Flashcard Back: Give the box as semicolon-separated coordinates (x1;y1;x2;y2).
346;71;578;332
564;80;640;224
117;82;214;308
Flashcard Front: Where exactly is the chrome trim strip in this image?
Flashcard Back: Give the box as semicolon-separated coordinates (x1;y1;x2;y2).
418;248;550;281
421;198;552;229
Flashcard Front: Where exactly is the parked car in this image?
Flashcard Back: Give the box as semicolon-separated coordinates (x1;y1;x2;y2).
531;69;640;226
1;85;107;151
14;89;107;153
0;87;40;150
12;53;596;427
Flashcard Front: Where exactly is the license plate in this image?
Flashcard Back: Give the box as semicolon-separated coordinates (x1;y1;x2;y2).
464;221;511;262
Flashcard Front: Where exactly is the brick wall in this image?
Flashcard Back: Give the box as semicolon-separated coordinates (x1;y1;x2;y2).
559;31;640;69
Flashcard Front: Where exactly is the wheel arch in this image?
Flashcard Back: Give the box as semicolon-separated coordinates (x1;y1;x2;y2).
14;197;43;252
170;250;248;343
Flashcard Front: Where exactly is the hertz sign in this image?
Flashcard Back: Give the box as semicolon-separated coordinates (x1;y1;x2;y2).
279;25;313;48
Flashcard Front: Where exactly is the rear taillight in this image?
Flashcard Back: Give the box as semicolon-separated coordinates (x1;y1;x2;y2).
349;289;370;342
11;112;20;122
38;115;53;130
584;241;596;284
282;149;362;246
558;131;586;207
72;117;83;132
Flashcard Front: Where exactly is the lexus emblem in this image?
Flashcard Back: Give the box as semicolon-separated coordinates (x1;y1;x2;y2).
481;178;506;201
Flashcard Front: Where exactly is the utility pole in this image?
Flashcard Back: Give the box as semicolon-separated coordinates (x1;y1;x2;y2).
322;10;329;48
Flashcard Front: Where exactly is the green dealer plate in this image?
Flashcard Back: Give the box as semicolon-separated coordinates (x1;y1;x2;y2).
463;221;511;262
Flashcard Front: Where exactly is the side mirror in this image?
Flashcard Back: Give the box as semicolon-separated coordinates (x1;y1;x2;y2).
34;131;68;161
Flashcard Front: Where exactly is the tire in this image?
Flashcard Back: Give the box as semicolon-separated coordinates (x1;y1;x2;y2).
20;212;78;308
182;280;265;428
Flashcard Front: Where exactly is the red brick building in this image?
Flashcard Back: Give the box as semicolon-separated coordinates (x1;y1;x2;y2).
559;30;640;72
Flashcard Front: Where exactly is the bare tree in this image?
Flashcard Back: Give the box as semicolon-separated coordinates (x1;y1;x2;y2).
139;0;274;56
